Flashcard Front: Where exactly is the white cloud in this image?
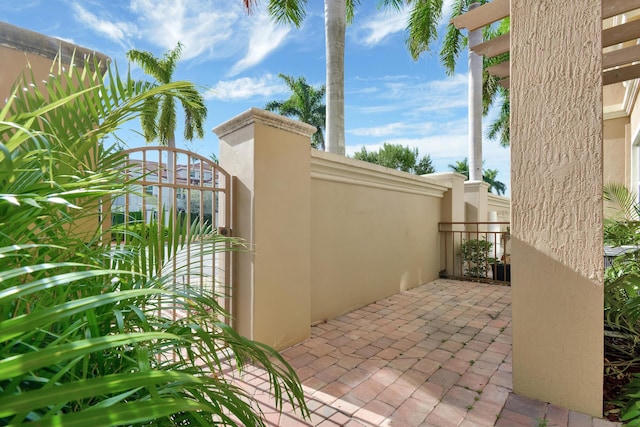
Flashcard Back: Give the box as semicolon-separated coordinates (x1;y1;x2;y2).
204;74;288;101
349;122;434;137
129;0;240;61
121;1;290;73
356;8;409;47
349;73;468;118
228;11;291;76
71;3;137;46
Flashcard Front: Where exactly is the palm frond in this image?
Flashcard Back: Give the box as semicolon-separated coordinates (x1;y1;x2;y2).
267;0;308;26
0;54;309;426
407;0;445;60
605;183;640;221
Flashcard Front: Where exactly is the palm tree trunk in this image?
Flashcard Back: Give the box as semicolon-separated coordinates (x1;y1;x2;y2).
325;0;346;156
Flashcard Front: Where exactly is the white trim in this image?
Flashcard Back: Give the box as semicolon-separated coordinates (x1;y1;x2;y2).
623;79;640;115
631;125;640;195
604;79;640;119
310;151;447;198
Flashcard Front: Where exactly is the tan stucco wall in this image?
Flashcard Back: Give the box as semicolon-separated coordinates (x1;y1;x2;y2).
0;22;109;104
487;194;511;223
309;152;446;323
511;0;603;417
217;109;460;349
604;117;630;186
216;109;314;350
1;22;110;240
603;82;626;114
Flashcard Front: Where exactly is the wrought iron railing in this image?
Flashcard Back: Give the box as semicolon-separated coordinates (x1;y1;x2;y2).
438;221;511;284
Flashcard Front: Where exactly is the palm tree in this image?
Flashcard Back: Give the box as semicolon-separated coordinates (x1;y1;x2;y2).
242;0;403;156
483;167;506;195
448;158;470;177
406;1;510;146
0;56;308;426
266;74;326;150
127;43;207;211
126;42;207;149
448;158;506;195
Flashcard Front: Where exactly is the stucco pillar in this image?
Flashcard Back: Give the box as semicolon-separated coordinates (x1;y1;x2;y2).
428;172;467;276
464;180;489;223
214;108;316;350
511;0;603;416
468;2;483;182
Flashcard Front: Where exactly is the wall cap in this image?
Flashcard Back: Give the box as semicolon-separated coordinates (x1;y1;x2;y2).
0;22;110;73
311;150;448;198
426;172;467;188
464;180;490;191
488;193;511;211
213;107;317;139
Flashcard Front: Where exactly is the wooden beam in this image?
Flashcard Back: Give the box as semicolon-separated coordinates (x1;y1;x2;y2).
603;44;640;69
472;32;510;58
603;19;640;48
451;0;509;31
498;77;510;90
486;61;510;78
603;63;640;85
603;0;640;19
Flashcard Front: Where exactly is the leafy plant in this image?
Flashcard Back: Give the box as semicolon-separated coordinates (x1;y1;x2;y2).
0;55;308;425
603;184;640;420
605;183;640;246
621;374;640;426
461;238;494;278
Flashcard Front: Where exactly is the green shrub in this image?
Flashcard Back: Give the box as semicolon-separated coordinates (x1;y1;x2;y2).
461;238;494;278
0;57;307;426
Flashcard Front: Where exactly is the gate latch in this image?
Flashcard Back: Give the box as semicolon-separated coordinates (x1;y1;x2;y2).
217;227;232;236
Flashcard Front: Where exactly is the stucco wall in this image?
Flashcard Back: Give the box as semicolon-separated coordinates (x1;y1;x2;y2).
511;0;603;416
216;109;314;350
604;116;630;186
1;22;110;241
0;22;108;104
309;152;446;323
487;194;510;223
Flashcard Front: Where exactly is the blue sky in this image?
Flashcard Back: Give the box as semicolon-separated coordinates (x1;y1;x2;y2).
2;0;510;193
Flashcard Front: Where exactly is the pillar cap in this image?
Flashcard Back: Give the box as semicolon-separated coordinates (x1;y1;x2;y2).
213;107;317;139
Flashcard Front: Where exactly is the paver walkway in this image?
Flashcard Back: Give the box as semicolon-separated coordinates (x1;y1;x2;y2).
224;279;620;426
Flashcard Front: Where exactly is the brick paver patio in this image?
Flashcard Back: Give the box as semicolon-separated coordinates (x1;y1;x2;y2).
224;279;620;426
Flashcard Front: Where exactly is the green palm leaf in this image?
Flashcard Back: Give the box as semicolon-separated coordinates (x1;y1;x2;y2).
0;53;308;426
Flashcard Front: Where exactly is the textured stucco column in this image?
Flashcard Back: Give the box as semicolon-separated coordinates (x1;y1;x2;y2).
511;0;603;416
464;180;489;223
428;172;467;275
214;108;315;350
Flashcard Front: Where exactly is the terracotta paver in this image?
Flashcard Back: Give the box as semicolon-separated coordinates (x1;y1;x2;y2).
223;279;621;426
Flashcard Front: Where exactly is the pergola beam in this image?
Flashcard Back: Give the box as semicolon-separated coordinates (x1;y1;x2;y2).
472;33;510;58
486;61;510;78
603;0;640;19
451;0;509;31
602;19;640;48
456;0;640;86
603;44;640;69
603;63;640;86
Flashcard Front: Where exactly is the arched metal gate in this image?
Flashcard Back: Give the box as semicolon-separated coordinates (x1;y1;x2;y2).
112;146;233;324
